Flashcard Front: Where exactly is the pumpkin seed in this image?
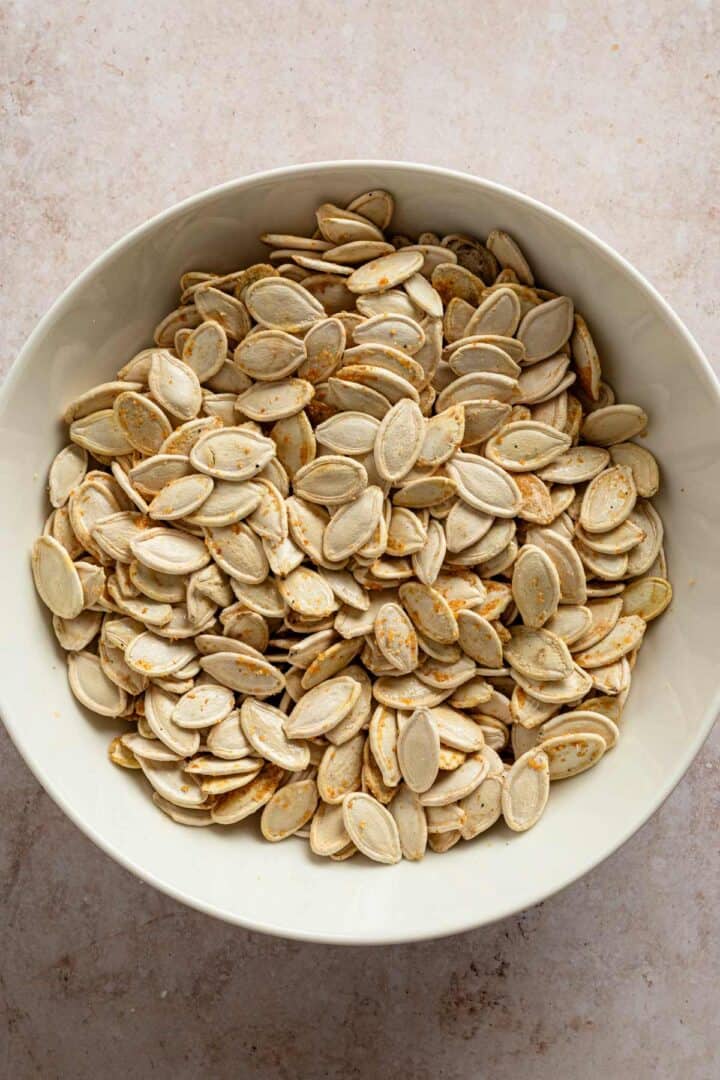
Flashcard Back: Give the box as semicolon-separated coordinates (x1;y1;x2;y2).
323;486;385;561
511;544;561;628
501;748;549;831
581;404;648;446
486;421;571;472
446;452;522;517
285;676;361;738
397;707;440;793
346;250;424;294
374;398;424;482
48;444;88;508
580;465;637;533
517;296;574;361
511;662;593;704
540;732;606;779
32;536;84;618
68;650;127;716
70;408;134;457
342;792;402;864
621;577;672;621
190;426;275;481
539;710;619;750
573;615;646;668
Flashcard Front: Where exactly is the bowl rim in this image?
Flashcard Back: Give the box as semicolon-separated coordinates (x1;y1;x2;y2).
2;159;719;945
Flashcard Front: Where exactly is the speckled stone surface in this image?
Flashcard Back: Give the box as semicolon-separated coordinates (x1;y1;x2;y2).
1;3;718;1077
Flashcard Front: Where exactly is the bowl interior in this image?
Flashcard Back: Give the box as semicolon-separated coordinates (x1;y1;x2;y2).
1;162;718;944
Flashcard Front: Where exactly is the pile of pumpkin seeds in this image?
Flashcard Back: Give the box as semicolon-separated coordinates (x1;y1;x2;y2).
31;190;673;864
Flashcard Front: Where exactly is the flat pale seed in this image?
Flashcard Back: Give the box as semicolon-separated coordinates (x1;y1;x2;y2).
420;753;488;807
337;363;420;405
446;452;522;518
417;406;465;469
239;698;310;771
171;683;234;729
149;352;202;421
389;783;427;860
342;792;402;864
501;748;549;831
467;287;523;337
68;650;127;716
540;732;606;779
114;392;172;455
399;582;458;644
461;400;512;447
48;444;88;508
511;662;593;704
130;527;210;575
233;329;305;381
374;602;418;673
347;250;424;294
181;320;227;381
575;517;645;555
148;474;213;521
396;707;440;793
429;705;485;752
64;381;144;424
353;313;425;355
374;398;425;483
189;426;276;481
294;455;367;505
323;486;384;561
373;672;448;709
621;577;672;621
139;759;207;809
327;376;392;420
393;476;457;509
511;544;561;629
261;780;319;841
580;465;637;533
448;341;520;378
437;371;518;409
573;615;646;668
32;536;84;618
460;774;504;838
318;733;365;803
456;609;504;668
53;609;102;652
609;442;659;498
125;633;196;677
310;801;351;856
625;502;664;576
145;684;200;757
486;421;571;472
285;676;361;738
517;296;574;361
279;567;337;619
504;626;574;681
211;764;285;824
315;412;380;455
199;652;284;695
539;710;619;750
236;378;314;422
526;528;587;605
70;409;134;457
581;404;648;446
544;605;593;645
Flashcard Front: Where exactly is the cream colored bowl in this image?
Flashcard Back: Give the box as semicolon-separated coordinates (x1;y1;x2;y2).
1;162;718;944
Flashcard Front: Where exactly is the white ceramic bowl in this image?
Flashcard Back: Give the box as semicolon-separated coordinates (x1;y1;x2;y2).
2;162;718;944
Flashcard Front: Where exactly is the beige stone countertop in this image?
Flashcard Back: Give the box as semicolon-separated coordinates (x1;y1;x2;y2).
1;2;718;1078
